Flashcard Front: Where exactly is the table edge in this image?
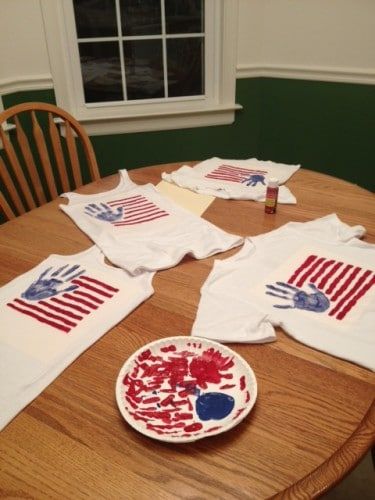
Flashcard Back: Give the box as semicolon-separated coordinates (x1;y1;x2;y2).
271;399;375;499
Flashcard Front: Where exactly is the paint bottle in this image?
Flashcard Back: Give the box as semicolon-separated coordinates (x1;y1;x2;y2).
264;177;279;214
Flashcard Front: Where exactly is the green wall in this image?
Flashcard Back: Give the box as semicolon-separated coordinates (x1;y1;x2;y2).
257;78;375;192
90;78;262;175
2;77;374;191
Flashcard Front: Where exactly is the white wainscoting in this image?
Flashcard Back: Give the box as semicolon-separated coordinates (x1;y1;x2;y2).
0;75;54;96
1;64;375;100
236;64;375;85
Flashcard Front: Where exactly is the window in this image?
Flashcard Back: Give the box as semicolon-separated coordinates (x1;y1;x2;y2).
73;0;205;103
41;0;240;134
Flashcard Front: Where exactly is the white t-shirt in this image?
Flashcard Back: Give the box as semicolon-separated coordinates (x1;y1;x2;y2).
162;157;300;203
192;214;375;371
0;246;154;430
60;170;243;275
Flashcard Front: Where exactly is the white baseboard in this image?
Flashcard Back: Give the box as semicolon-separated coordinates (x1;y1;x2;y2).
236;64;375;85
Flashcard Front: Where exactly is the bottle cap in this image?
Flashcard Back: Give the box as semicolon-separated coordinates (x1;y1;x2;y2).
268;177;279;187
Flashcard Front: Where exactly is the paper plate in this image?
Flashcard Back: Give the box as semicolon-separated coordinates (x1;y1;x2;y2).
115;336;257;443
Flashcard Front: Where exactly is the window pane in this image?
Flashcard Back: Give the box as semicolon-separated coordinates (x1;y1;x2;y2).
73;0;117;38
124;40;164;100
167;37;204;97
78;42;123;103
120;0;161;36
165;0;204;34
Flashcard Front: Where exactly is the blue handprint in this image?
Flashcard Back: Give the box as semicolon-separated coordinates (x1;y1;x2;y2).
241;174;266;187
21;265;85;301
85;203;124;222
265;282;330;312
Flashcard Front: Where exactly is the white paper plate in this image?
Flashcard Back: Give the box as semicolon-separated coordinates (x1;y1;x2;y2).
115;336;257;443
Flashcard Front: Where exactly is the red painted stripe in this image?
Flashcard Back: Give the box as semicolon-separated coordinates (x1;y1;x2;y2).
63;293;98;309
118;208;163;222
216;165;268;174
215;168;266;176
208;172;242;179
73;290;103;304
336;275;375;320
7;303;71;333
310;259;335;283
124;207;166;220
296;257;325;287
119;199;152;208
121;212;169;224
71;279;112;298
125;203;159;215
329;270;372;317
210;168;245;175
79;275;119;292
107;195;143;205
288;255;317;285
215;167;244;174
325;264;353;295
114;212;169;226
318;261;343;290
51;296;90;314
330;266;361;301
14;298;77;327
142;397;160;404
109;197;148;207
38;300;83;320
113;208;167;224
125;396;138;410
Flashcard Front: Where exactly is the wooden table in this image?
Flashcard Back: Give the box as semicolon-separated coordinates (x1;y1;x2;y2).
0;163;374;499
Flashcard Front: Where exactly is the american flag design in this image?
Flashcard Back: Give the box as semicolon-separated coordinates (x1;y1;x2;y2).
205;164;267;185
7;274;119;334
86;195;169;227
282;254;375;321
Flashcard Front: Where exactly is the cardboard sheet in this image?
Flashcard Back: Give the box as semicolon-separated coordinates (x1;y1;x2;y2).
156;180;214;216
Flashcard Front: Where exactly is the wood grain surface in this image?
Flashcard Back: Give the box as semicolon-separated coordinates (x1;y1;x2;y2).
0;163;374;499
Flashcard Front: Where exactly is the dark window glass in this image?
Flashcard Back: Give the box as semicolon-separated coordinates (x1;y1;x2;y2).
73;0;118;38
167;37;204;97
78;42;123;102
120;0;161;36
123;40;164;100
165;0;204;34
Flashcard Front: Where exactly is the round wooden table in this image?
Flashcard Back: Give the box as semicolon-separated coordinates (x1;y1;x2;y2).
0;163;374;499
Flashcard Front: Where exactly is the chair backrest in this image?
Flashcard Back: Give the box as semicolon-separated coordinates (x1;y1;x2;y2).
0;191;16;221
0;102;100;216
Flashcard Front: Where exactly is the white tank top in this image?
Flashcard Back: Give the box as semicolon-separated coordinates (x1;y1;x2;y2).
60;170;243;275
0;245;154;430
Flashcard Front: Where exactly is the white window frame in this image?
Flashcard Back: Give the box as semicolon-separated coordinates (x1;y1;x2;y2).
41;0;241;135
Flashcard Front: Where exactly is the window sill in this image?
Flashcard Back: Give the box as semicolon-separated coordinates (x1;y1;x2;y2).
73;103;243;135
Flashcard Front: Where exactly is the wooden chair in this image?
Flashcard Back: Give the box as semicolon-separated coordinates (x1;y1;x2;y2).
0;102;100;217
0;191;16;221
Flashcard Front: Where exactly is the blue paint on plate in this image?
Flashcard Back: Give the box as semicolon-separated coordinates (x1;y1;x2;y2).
196;392;235;421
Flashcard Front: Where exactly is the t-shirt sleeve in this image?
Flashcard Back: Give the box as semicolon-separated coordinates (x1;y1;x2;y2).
286;213;366;243
191;241;276;343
